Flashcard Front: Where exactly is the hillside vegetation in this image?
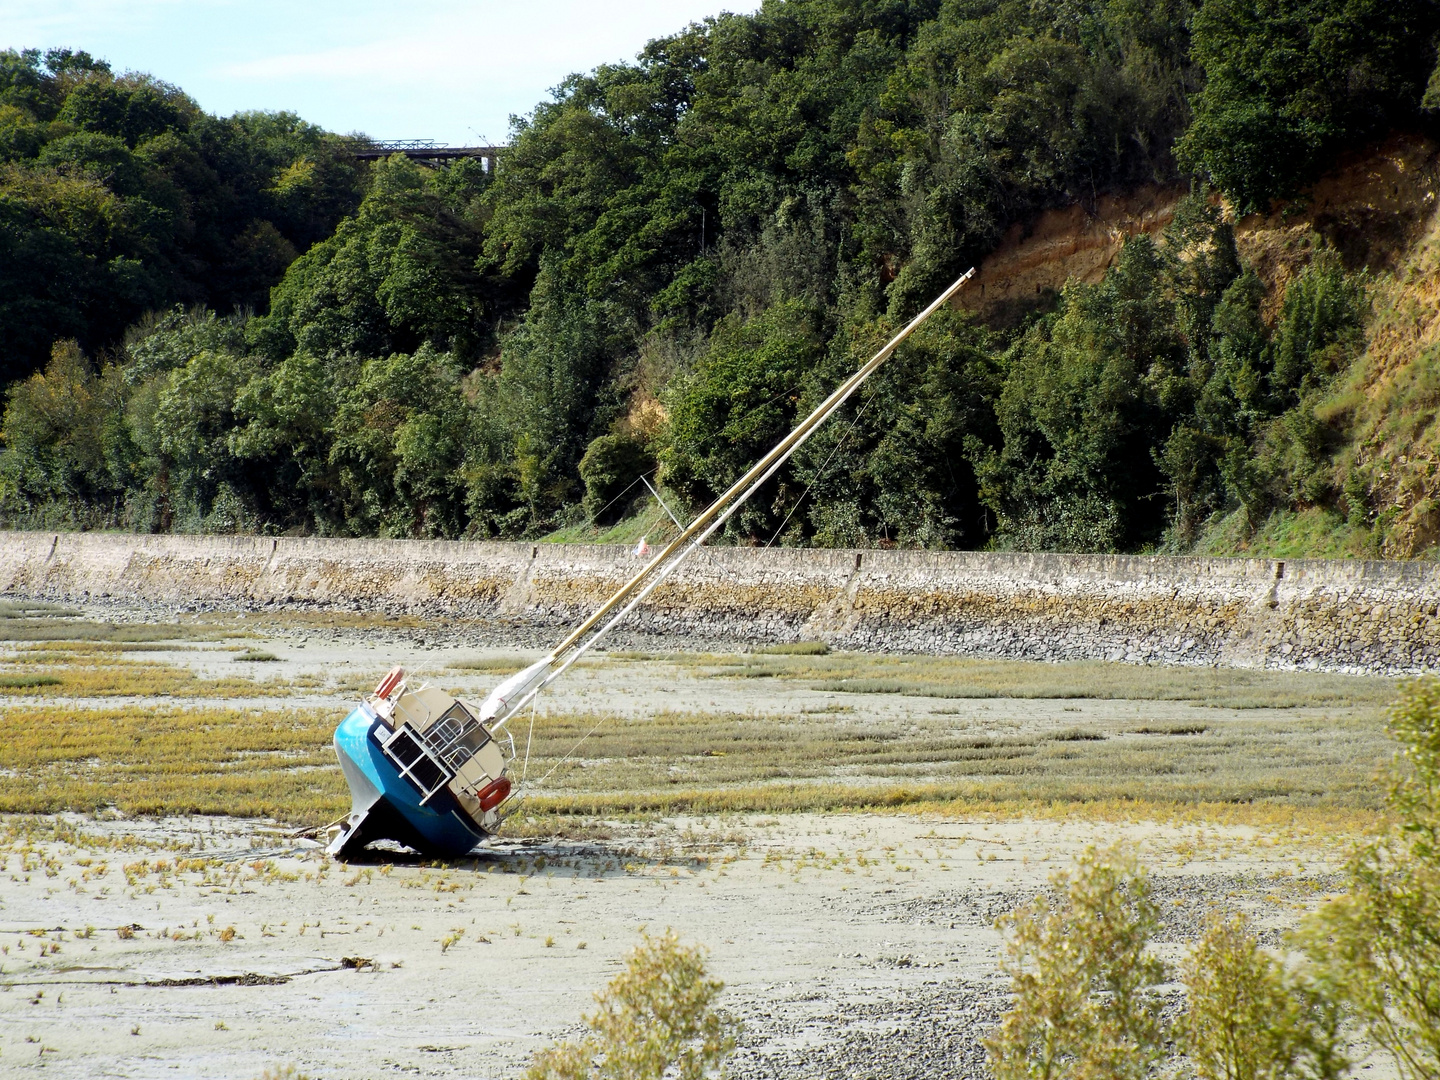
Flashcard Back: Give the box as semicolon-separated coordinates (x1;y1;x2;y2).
2;1;1438;556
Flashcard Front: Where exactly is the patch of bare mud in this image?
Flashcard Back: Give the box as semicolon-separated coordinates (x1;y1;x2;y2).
0;812;1358;1079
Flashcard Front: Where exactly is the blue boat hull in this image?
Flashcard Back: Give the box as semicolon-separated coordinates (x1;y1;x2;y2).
328;705;488;858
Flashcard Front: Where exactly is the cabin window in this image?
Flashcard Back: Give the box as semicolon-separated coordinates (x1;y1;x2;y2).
382;728;452;803
423;701;493;770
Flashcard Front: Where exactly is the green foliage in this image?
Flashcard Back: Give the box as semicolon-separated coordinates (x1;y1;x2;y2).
1301;679;1440;1080
984;845;1167;1080
980;201;1247;551
977;201;1369;552
1179;0;1440;214
662;300;823;539
248;155;490;365
981;236;1186;551
1239;252;1369;523
790;308;1000;548
0;341;130;525
327;345;471;537
854;0;1197;313
524;929;738;1080
1181;912;1350;1080
1388;679;1440;860
0;48;363;382
487;293;623;530
0;3;1417;547
580;434;655;525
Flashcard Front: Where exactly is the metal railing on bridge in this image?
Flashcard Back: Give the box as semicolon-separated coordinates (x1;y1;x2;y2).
342;140;503;170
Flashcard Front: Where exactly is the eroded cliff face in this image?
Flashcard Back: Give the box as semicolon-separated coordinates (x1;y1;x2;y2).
956;133;1440;323
954;133;1440;557
952;184;1187;319
3;531;1436;676
1238;134;1440;557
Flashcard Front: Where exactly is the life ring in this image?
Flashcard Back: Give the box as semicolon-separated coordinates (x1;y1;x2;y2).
476;777;512;811
374;666;405;699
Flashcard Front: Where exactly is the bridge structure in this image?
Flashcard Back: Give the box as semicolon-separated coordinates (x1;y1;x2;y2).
345;140;504;171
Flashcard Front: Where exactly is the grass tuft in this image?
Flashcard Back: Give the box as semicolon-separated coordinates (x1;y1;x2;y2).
1047;728;1107;742
449;656;535;672
757;641;830;656
0;674;62;689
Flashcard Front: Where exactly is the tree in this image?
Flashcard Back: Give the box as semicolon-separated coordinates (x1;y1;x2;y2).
790;307;1000;548
1179;0;1440;214
0;340;130;524
661;300;824;540
327;345;472;538
525;930;738;1080
978;236;1182;552
0;48;364;380
248;154;490;366
579;433;655;525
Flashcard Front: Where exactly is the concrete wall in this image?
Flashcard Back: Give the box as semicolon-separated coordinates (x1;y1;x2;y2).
2;531;1436;675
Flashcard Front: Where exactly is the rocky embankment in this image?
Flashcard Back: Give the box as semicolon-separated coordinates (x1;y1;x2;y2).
2;531;1436;675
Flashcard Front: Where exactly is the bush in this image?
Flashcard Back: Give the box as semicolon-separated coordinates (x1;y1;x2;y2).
1182;912;1349;1080
525;930;738;1080
1301;678;1440;1080
579;433;654;525
985;845;1167;1080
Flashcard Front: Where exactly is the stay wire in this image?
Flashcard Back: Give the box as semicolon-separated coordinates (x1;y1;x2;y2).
513;390;882;791
579;377;811;531
530;714;615;789
520;696;537;787
764;385;881;548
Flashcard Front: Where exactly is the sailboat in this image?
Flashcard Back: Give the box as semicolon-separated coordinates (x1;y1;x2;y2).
326;268;975;859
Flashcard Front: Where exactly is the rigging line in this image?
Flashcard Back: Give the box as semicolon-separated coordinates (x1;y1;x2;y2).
581;374;812;530
764;385;881;548
530;713;614;789
488;269;976;736
642;475;685;531
519;695;537;787
583;469;654;528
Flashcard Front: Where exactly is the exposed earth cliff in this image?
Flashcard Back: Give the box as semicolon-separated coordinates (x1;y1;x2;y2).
957;133;1440;559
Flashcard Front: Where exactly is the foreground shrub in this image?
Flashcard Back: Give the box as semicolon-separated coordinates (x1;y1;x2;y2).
1301;679;1440;1080
525;929;738;1080
1182;912;1349;1080
985;845;1166;1080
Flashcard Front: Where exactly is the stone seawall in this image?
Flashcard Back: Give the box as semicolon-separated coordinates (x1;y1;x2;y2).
1;531;1436;675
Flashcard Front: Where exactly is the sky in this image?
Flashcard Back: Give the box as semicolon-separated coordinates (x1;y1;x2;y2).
1;0;761;145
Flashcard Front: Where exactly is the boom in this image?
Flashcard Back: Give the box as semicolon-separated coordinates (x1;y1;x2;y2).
480;268;976;733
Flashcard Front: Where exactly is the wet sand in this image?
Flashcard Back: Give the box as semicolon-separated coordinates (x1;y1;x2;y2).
0;811;1360;1080
0;602;1397;1077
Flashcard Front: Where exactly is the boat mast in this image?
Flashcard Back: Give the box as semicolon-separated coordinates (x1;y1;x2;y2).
482;268;976;732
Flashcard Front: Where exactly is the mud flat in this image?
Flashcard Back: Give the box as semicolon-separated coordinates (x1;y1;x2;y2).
0;599;1405;1077
3;531;1439;675
0;812;1367;1080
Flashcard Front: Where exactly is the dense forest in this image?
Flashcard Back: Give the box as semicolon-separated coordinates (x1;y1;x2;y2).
2;0;1438;553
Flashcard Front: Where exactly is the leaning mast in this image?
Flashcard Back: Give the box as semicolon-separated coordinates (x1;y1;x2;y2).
476;268;977;734
326;268;975;858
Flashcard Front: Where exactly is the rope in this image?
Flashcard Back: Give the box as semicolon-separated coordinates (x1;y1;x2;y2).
530;714;616;789
764;386;880;548
520;696;537;786
583;469;652;528
578;375;812;531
